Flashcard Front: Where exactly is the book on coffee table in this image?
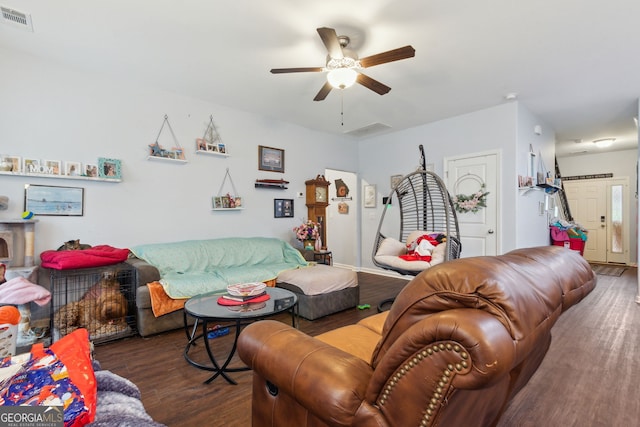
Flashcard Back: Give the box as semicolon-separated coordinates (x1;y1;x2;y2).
221;291;267;302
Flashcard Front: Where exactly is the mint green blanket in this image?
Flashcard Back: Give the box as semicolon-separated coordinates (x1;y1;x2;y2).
131;237;307;298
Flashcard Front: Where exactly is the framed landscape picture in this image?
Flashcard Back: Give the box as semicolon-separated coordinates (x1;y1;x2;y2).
24;184;84;216
258;145;284;173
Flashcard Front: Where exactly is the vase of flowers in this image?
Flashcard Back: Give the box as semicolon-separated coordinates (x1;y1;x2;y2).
293;220;320;249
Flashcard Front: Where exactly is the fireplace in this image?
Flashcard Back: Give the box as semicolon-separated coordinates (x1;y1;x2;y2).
0;219;37;268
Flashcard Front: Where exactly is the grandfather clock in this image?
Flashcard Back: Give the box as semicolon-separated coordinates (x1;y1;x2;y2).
305;175;330;249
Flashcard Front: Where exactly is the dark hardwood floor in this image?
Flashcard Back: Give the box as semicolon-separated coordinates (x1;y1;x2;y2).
94;268;640;427
93;272;409;426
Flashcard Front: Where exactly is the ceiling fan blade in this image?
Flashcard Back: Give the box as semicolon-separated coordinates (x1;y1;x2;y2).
313;81;333;101
270;67;324;74
356;73;391;95
317;27;343;59
359;45;416;68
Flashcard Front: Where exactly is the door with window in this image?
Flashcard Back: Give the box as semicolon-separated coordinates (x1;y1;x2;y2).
562;178;629;264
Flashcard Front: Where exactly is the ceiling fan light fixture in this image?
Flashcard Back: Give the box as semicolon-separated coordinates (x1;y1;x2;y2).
327;67;358;89
593;138;615;148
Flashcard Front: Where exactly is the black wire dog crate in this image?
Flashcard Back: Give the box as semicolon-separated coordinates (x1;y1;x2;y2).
41;263;137;344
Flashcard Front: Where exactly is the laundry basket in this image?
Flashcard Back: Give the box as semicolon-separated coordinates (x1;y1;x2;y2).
0;306;21;358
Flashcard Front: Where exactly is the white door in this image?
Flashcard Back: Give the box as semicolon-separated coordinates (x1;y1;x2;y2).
563;178;629;264
445;152;498;257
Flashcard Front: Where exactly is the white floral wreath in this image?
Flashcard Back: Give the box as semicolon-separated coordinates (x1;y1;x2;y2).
452;175;489;214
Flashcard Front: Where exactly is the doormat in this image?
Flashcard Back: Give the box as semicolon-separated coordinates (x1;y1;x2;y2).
591;264;626;277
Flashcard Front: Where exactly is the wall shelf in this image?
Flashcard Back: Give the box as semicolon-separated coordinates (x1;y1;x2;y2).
211;208;244;211
0;171;121;183
146;156;188;164
196;150;229;158
254;183;288;190
518;183;561;195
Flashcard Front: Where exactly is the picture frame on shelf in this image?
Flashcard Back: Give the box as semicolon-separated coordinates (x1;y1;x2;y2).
24;184;84;216
212;195;242;209
206;143;219;152
42;160;61;175
364;184;377;208
98;158;122;179
0;155;20;172
65;161;82;177
274;198;294;218
258;145;284;173
212;196;223;209
85;164;98;177
23;158;40;174
218;143;226;154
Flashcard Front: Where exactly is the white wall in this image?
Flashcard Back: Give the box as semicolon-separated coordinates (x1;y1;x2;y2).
557;149;638;263
515;103;556;249
0;47;357;258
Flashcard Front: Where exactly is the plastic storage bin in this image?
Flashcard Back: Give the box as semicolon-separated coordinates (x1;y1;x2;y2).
552;238;585;256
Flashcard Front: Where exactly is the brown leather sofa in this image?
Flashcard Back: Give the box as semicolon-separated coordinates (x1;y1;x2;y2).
238;246;596;427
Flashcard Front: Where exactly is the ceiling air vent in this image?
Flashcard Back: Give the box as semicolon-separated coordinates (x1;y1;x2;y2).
344;122;392;138
1;6;33;31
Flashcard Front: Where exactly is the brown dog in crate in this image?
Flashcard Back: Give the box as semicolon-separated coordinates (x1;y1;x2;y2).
54;270;129;339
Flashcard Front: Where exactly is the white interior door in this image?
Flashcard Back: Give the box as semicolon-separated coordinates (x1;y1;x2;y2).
445;152;498;257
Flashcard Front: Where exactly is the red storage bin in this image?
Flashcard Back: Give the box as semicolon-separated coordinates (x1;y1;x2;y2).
552;238;585;256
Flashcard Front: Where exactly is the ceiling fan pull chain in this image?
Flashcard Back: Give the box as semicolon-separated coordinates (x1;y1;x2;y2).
341;90;344;126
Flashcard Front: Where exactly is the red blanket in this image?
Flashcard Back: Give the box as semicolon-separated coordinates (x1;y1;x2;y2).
40;245;130;270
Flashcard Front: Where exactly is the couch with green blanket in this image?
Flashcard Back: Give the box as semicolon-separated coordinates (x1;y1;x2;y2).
127;237;308;336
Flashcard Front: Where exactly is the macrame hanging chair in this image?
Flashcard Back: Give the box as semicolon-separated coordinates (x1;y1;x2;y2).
372;145;462;287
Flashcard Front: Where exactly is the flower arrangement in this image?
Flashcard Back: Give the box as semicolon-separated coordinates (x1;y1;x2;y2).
452;184;489;214
293;220;320;241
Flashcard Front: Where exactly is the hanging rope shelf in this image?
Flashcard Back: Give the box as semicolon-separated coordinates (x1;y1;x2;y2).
147;114;188;163
212;168;243;211
196;115;228;157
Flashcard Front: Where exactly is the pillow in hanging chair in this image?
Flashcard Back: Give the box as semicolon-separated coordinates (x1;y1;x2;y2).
375;237;407;257
374;232;449;273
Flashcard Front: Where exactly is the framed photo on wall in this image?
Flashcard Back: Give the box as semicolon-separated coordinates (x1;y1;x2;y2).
364;184;377;208
390;174;403;189
274;199;294;218
24;184;84;216
258;145;284;173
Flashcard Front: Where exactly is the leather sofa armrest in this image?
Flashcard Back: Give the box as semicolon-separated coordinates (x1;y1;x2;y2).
238;320;374;424
125;257;161;288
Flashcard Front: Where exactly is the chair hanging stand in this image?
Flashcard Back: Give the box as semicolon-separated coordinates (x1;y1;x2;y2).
372;145;462;311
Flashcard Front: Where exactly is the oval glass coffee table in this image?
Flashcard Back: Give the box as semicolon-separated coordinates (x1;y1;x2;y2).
183;287;298;385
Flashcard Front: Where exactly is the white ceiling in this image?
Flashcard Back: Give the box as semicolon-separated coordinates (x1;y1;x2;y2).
1;1;639;157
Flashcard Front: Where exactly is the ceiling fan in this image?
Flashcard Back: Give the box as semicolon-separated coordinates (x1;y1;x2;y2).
270;27;415;101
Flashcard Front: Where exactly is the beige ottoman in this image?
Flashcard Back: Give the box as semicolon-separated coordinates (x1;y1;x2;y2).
276;264;358;320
